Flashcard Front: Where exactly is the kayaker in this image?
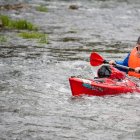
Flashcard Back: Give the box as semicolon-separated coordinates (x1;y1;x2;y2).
109;36;140;78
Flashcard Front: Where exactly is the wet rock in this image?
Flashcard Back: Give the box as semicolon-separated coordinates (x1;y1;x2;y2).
69;5;79;10
0;3;30;10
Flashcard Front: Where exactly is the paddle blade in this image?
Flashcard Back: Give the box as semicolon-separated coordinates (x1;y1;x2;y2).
90;52;104;66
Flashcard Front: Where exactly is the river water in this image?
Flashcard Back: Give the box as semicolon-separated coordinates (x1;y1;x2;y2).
1;0;140;140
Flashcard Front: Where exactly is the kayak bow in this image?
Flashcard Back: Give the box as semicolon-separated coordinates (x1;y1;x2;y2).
69;77;140;96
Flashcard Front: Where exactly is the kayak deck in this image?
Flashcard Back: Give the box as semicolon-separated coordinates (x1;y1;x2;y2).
69;77;140;96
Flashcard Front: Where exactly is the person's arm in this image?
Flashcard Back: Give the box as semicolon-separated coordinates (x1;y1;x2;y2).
115;53;130;73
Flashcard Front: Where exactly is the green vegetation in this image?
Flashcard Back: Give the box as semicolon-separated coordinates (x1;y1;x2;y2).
0;15;49;44
0;15;37;30
0;35;7;43
19;32;48;44
36;5;48;12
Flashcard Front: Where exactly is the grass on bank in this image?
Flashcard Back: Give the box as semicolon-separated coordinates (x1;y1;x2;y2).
19;32;48;44
0;15;37;30
36;5;48;12
0;35;7;43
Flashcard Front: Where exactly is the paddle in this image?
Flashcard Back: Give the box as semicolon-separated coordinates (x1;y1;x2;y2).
90;52;135;72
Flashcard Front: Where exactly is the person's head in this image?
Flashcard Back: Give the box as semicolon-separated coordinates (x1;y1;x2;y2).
137;36;140;45
136;36;140;57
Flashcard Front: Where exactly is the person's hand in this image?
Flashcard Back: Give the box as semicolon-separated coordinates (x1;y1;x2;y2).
135;67;140;73
109;60;116;65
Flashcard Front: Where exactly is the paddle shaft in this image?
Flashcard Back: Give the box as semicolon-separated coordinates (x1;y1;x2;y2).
103;60;135;71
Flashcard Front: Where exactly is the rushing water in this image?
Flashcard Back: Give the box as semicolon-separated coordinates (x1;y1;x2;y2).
1;0;140;140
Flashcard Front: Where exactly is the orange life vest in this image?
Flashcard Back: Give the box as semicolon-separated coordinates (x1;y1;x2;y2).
128;47;140;78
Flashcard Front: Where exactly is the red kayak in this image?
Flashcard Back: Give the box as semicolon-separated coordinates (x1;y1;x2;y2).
69;52;140;96
69;76;140;96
